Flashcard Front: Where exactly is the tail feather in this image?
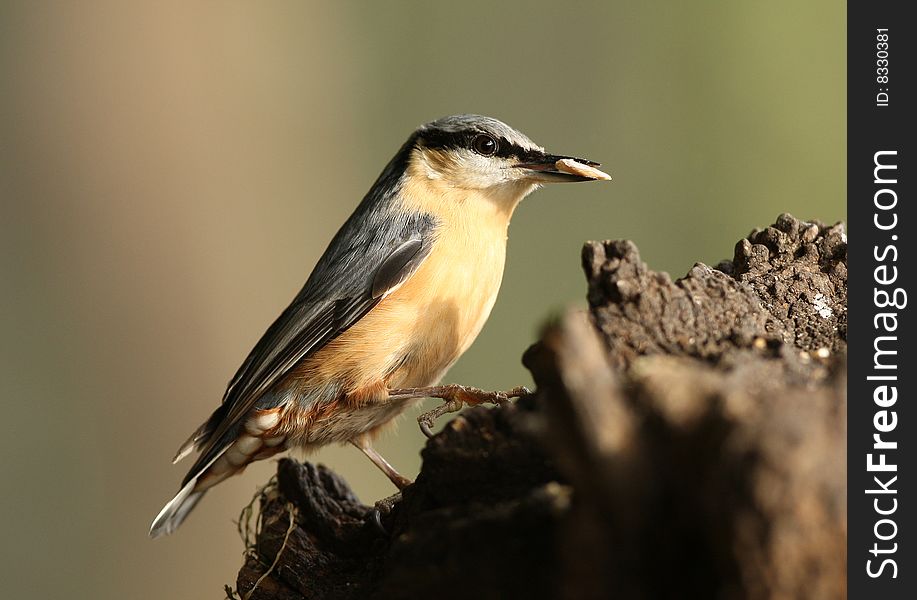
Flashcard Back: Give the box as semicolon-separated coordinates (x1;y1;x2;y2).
172;404;228;464
152;440;234;538
172;425;206;464
150;479;206;538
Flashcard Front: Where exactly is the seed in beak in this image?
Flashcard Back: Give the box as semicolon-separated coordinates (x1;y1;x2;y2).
554;158;612;181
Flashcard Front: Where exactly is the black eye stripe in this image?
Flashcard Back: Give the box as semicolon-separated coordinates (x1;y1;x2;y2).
416;129;467;152
419;130;535;161
495;138;542;162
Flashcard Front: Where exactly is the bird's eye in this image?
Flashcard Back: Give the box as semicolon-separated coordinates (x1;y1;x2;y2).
471;134;498;156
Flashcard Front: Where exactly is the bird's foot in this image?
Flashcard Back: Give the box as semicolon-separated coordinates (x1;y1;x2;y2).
368;490;403;535
417;398;464;438
389;384;531;438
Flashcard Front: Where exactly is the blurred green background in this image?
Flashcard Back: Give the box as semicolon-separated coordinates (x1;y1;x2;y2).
0;2;844;598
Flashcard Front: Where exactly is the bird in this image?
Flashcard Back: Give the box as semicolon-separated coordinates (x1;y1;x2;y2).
150;114;610;537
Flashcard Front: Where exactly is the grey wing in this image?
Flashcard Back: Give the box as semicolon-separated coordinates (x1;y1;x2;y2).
179;211;438;486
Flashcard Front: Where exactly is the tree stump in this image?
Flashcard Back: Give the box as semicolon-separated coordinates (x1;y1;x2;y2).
233;213;847;600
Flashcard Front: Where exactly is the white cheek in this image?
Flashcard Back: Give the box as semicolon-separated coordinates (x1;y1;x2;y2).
418;147;524;189
457;153;515;188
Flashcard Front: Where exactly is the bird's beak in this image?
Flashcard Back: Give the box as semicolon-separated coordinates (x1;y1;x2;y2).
515;153;612;183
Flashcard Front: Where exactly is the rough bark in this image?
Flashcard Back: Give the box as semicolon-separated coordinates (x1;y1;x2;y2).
233;213;847;600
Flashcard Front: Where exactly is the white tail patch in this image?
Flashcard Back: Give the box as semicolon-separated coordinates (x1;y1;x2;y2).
263;435;286;447
171;443;196;465
150;444;229;538
152;410;286;537
234;434;261;455
244;410;281;435
171;423;208;464
149;478;204;538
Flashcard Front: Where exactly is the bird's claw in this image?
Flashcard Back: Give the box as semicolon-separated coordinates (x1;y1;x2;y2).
418;398;463;438
370;507;386;534
415;384;531;438
369;491;403;535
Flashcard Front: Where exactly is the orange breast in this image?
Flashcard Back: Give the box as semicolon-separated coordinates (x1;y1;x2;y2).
288;189;512;401
291;223;506;397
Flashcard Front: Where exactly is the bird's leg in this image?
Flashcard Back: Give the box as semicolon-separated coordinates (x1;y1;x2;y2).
350;438;412;489
350;436;409;535
387;384;531;438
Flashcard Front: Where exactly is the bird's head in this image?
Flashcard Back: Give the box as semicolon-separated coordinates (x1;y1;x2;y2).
402;114;609;214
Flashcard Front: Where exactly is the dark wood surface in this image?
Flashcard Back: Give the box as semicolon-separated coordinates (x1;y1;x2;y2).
233;214;847;600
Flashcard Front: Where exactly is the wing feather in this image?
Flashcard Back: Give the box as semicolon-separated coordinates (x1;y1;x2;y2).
180;211;437;486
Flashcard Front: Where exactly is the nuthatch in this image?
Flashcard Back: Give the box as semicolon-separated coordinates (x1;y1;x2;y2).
150;114;610;537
